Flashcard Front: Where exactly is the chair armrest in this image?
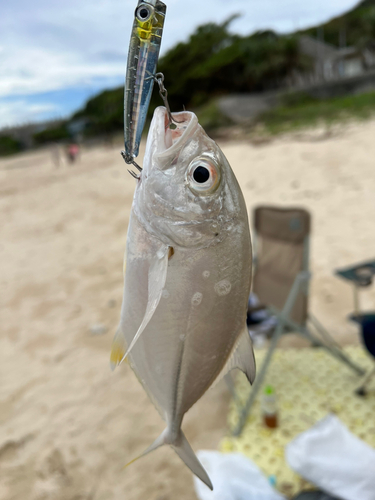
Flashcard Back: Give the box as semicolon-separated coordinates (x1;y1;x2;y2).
296;270;311;282
248;304;267;313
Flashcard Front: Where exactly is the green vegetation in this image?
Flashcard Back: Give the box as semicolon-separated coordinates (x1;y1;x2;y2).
71;88;123;136
0;135;22;156
153;19;310;111
258;90;375;134
33;124;70;145
63;18;310;139
195;100;233;132
303;0;375;51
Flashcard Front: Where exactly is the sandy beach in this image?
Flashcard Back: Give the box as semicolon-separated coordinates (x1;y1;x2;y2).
1;119;375;500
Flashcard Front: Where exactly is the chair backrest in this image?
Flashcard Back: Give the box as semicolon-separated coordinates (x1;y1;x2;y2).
252;206;311;325
361;315;375;358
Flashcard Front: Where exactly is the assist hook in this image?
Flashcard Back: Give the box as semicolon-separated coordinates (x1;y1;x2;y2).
122;72;182;179
154;73;185;129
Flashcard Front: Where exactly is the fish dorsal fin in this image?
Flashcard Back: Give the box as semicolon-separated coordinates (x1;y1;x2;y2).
110;245;170;369
214;325;256;386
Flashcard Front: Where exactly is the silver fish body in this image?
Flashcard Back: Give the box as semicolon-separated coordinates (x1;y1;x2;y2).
112;107;255;489
124;0;166;160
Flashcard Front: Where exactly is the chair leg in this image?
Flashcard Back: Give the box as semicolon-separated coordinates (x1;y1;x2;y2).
232;274;308;436
225;373;239;403
355;366;375;396
232;323;283;437
302;322;365;377
309;314;344;351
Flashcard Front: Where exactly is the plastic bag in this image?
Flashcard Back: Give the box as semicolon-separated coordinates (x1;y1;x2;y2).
194;450;285;500
286;414;375;500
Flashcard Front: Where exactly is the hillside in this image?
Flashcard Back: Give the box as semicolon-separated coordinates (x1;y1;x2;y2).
303;0;375;48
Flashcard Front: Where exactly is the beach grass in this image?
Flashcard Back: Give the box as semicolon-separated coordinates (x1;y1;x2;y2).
196;90;375;137
258;90;375;134
195;100;234;132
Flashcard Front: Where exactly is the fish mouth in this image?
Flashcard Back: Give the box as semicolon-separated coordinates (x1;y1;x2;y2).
148;106;199;161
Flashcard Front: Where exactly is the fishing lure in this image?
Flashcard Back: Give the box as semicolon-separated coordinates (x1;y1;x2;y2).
122;0;167;175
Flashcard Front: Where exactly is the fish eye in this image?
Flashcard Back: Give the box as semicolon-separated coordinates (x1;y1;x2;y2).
193;166;210;184
186;157;221;196
136;4;153;22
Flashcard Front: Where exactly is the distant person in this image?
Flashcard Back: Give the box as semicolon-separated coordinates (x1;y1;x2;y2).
51;143;61;168
105;134;114;148
67;143;80;164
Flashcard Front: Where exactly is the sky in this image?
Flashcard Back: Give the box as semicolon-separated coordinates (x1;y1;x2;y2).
0;0;360;129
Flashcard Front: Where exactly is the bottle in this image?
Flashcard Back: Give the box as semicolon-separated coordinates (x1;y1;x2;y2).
262;385;278;428
268;475;277;488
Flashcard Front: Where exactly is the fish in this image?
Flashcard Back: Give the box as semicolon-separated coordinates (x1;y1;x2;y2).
123;0;166;163
111;106;255;490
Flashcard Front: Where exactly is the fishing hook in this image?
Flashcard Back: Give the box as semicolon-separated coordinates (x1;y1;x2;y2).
121;150;142;179
153;73;184;129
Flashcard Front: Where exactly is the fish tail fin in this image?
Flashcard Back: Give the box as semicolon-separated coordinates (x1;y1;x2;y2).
124;427;213;490
171;431;213;491
124;429;167;468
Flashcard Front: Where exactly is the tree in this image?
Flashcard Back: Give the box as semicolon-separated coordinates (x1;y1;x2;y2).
0;135;22;156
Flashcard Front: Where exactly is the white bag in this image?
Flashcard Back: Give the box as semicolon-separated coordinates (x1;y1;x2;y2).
194;450;285;500
286;414;375;500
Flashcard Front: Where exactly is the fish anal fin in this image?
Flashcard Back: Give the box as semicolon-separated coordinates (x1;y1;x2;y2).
214;325;256;386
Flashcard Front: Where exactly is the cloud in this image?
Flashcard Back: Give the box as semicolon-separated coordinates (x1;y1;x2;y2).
0;0;359;127
0;48;124;96
0;100;60;129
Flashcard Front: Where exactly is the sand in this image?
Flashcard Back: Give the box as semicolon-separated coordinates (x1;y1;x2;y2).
1;120;374;499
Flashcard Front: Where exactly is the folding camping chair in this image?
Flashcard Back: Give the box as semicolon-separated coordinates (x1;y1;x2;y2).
335;260;375;397
356;315;375;396
232;205;365;436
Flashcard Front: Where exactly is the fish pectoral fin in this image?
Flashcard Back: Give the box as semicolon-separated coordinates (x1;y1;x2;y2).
110;327;128;371
172;431;213;491
120;244;170;362
214;325;256;386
